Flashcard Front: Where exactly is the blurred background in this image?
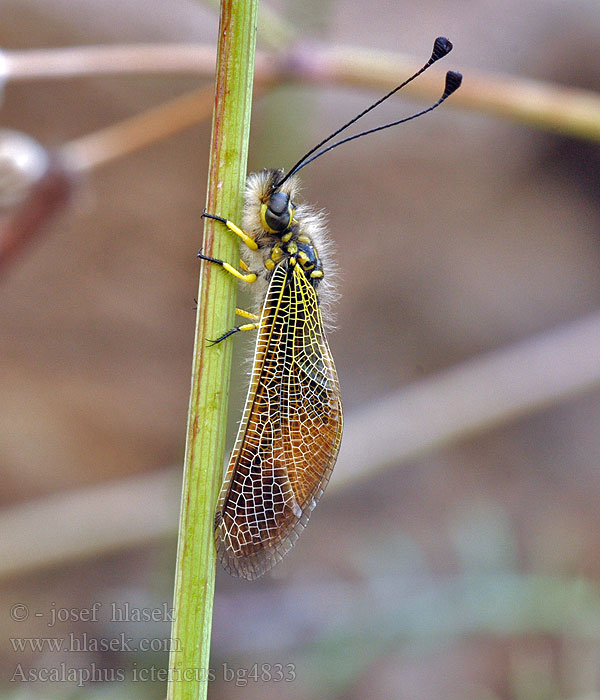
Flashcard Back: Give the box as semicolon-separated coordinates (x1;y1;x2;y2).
1;0;600;698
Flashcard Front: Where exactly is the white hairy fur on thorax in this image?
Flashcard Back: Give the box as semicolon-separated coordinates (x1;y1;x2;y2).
240;168;339;327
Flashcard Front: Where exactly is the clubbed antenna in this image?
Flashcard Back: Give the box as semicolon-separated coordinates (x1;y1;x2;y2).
276;37;462;188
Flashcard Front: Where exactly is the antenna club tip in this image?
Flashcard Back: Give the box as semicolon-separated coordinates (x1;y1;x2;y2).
443;71;463;97
432;36;453;62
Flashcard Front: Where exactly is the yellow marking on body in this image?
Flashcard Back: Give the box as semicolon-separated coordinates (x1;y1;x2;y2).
222;262;257;283
236;308;259;321
286;242;298;254
264;258;275;270
297;251;309;262
297;235;311;244
281;231;293;243
290;257;297;266
311;270;323;279
271;246;283;261
259;203;271;232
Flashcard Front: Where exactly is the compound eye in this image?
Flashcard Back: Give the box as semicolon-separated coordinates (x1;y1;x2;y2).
268;191;289;215
264;191;292;231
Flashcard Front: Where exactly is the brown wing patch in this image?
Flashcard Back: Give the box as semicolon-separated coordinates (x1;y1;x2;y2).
215;263;343;580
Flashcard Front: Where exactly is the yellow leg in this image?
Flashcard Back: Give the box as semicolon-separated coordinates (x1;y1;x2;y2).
221;262;257;283
197;251;257;283
208;321;259;346
236;308;259;321
202;210;258;251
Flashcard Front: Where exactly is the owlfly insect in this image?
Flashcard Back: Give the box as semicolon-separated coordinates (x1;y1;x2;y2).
199;37;462;580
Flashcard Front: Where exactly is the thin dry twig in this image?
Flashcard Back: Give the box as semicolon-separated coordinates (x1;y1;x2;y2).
0;471;180;579
336;310;600;488
5;43;600;142
60;86;216;173
3;37;599;272
3;44;218;80
59;83;270;173
2;310;599;579
0;159;73;273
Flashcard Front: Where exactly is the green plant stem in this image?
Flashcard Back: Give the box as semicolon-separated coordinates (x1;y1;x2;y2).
166;1;258;698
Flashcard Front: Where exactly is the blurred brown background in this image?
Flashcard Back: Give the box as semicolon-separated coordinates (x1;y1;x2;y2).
1;0;600;698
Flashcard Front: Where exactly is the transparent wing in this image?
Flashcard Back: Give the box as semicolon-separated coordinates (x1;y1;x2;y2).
215;262;343;580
